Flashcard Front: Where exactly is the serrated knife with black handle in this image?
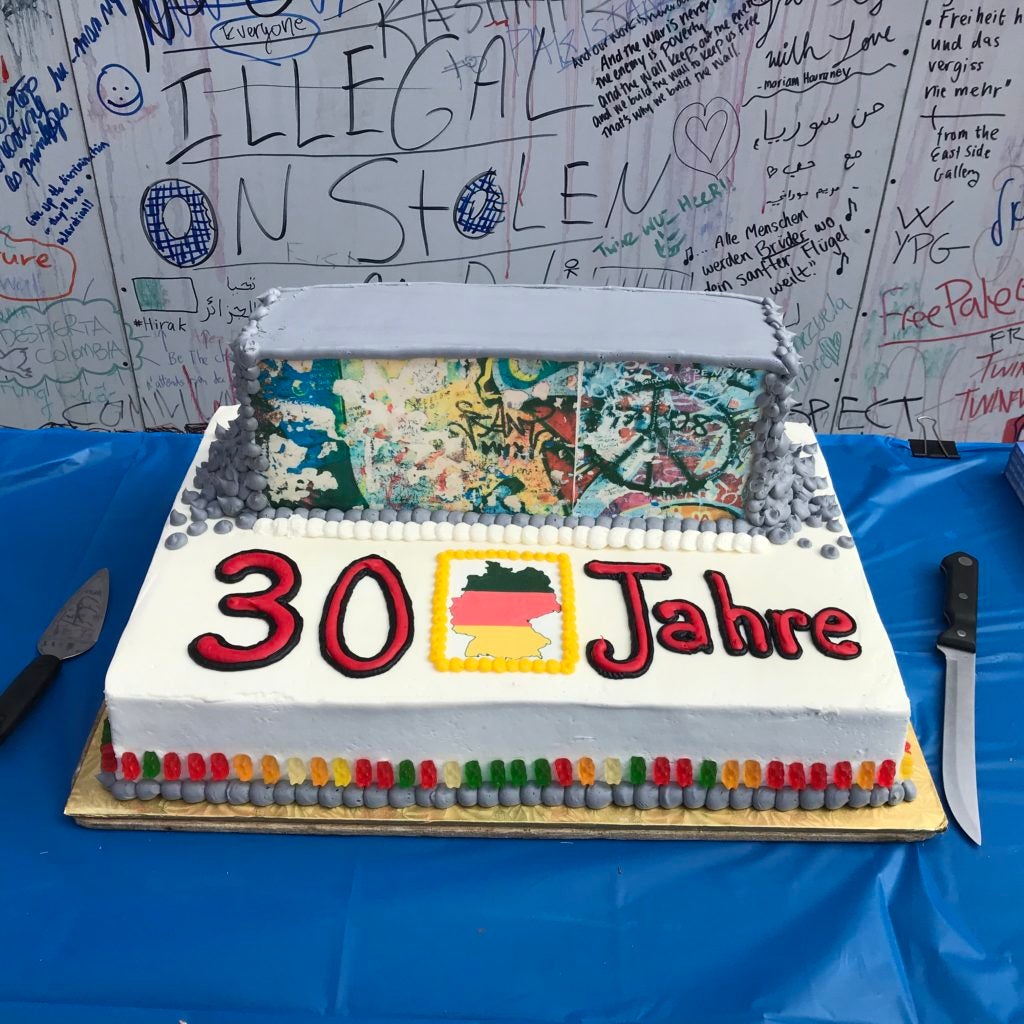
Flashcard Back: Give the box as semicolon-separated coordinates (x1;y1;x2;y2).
938;552;981;845
0;568;109;745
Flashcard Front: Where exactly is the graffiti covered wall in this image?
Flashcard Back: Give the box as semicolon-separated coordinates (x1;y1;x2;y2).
255;355;763;515
3;0;1024;442
0;1;140;428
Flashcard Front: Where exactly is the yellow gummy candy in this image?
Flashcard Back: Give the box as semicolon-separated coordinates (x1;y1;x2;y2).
310;757;329;787
332;758;351;787
286;757;306;785
603;758;622;785
578;757;596;786
444;760;461;788
899;753;913;779
233;754;253;782
722;760;740;790
261;755;280;784
743;760;761;788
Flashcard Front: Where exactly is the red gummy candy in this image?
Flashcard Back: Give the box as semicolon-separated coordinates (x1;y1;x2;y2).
100;743;117;773
376;760;394;789
554;757;573;786
187;753;206;781
675;758;693;787
121;751;140;781
834;761;853;789
810;762;828;790
355;758;372;787
788;762;806;790
878;759;896;787
163;752;181;781
766;760;785;789
653;756;670;785
420;760;437;789
210;753;229;780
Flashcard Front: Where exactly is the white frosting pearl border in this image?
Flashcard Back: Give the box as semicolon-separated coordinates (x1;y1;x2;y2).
249;514;771;554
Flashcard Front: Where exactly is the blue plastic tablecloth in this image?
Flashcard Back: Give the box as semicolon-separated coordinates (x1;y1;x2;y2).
0;427;1021;1024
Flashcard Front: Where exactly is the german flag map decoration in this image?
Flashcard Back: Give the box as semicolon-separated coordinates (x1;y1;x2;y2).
430;550;578;673
450;561;561;659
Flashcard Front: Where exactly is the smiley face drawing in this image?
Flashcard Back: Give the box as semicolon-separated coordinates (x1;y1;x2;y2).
96;64;143;116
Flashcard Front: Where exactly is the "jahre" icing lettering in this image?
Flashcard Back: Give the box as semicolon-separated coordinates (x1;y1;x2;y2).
583;560;861;678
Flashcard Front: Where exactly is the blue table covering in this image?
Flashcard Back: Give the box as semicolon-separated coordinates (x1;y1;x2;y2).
0;428;1021;1024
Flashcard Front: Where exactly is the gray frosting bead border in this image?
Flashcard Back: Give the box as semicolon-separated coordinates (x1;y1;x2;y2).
174;490;846;543
98;775;914;812
740;305;845;547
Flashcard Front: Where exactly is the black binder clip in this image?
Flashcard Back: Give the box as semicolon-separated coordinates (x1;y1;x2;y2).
909;416;959;459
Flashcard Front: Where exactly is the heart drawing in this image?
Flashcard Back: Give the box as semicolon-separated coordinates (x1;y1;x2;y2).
672;97;740;177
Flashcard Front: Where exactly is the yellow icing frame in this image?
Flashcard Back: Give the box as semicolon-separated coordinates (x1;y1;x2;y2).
430;549;579;674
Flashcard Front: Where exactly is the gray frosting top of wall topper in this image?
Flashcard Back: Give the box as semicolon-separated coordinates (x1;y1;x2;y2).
248;283;787;372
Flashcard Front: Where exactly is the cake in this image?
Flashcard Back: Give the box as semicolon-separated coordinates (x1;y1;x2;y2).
100;284;917;815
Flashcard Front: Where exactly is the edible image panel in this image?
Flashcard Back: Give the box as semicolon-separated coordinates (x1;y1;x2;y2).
468;358;579;516
253;357;368;510
572;362;765;520
332;356;481;511
257;356;579;513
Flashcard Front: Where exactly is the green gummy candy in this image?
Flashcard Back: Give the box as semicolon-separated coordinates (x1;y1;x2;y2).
101;719;112;745
398;759;416;788
489;760;506;786
629;756;647;786
533;758;552;786
142;751;160;779
464;760;483;788
699;759;717;789
510;759;527;787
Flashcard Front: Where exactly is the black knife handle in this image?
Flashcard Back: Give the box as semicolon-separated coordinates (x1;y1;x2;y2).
0;654;62;745
940;552;979;654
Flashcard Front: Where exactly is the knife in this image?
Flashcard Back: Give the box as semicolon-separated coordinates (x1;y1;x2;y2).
0;568;109;745
938;552;981;845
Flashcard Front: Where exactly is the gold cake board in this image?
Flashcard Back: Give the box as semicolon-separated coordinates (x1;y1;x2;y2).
65;708;946;841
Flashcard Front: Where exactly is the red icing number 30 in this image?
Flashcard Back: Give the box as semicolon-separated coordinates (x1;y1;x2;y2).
188;550;303;671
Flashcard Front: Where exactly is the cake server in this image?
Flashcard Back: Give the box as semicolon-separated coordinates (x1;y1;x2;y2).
937;552;981;845
0;568;109;745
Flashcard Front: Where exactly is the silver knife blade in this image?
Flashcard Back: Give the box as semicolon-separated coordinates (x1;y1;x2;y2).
37;568;109;661
939;645;981;845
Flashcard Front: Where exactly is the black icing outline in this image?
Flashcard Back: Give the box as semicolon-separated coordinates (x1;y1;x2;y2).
583;560;671;679
766;608;812;661
653;599;714;656
188;548;304;671
703;569;773;659
319;554;415;678
811;607;862;661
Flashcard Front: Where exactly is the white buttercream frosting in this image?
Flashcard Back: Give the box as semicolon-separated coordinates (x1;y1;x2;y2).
106;414;910;772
